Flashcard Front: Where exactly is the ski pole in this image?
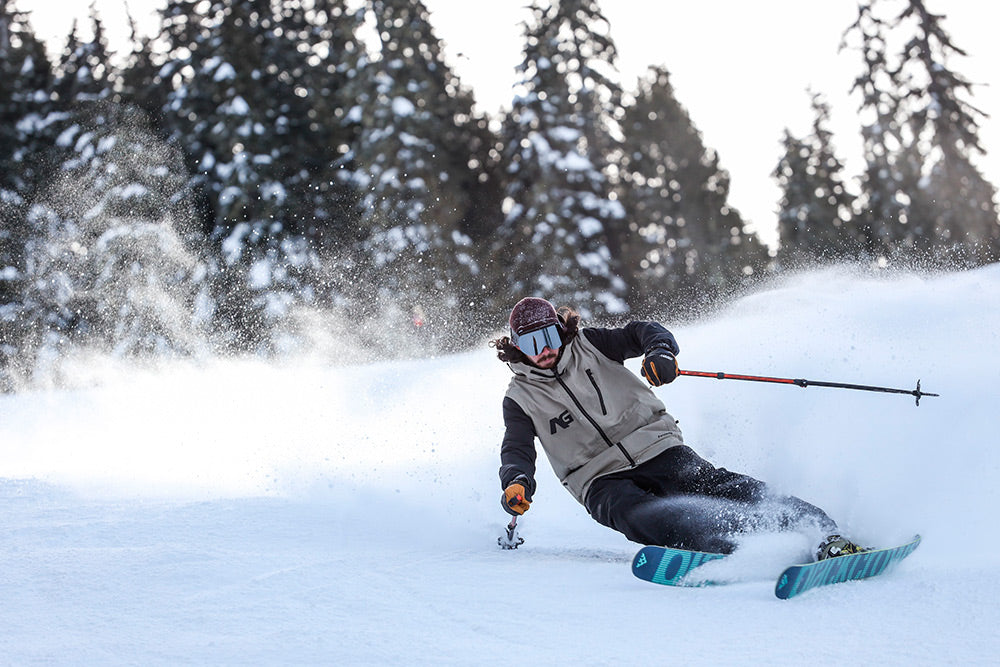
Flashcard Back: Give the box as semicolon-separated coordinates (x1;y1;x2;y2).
678;369;939;406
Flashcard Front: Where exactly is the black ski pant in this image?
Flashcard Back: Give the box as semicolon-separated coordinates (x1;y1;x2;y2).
584;445;837;554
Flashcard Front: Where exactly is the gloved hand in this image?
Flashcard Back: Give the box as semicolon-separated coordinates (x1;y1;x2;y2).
641;346;679;386
502;476;532;516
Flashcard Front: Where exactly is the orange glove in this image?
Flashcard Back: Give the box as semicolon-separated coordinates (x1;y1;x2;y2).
641;349;679;386
502;480;531;516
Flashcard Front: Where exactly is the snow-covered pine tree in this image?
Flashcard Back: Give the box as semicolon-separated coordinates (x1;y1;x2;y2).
346;0;484;339
495;0;628;320
4;4;123;387
115;5;169;124
619;66;766;312
40;5;117;169
0;1;47;250
841;2;911;262
773;92;858;266
159;0;344;351
278;0;368;256
0;0;56;390
17;8;204;374
893;0;999;263
51;9;113;106
0;0;54;218
19;101;207;385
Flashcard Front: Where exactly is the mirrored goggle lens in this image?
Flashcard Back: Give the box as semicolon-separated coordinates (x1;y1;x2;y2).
512;324;562;355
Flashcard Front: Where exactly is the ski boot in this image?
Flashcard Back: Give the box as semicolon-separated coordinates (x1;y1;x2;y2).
815;534;870;561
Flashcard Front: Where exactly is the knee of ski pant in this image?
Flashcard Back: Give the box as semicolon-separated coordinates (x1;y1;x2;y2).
588;484;703;550
586;478;647;530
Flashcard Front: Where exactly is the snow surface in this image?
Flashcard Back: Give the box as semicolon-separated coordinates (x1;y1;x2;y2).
2;266;999;664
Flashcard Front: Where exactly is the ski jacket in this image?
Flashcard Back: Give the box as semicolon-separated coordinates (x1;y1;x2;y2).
499;322;684;506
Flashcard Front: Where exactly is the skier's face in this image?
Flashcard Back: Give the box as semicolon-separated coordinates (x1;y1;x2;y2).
511;322;563;369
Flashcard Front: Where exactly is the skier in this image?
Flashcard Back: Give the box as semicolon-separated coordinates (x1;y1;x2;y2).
492;297;865;560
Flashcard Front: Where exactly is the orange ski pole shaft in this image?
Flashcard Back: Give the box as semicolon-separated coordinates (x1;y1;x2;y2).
678;369;939;406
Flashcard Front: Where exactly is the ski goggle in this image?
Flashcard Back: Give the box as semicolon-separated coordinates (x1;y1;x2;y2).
511;324;563;355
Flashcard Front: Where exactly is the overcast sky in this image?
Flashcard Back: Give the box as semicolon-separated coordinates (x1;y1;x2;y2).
23;0;1000;246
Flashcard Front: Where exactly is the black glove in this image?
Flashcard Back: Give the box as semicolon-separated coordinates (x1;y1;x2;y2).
502;475;532;516
641;346;679;386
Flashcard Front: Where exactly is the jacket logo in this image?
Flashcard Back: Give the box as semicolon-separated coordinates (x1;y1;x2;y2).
549;410;574;434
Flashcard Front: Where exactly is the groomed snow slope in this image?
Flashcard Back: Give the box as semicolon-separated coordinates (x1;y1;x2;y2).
2;266;998;664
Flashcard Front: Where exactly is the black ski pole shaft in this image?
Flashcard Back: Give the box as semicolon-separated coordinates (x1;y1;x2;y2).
679;369;939;406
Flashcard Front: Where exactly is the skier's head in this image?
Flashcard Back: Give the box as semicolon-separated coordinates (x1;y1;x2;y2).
490;298;580;366
508;297;559;340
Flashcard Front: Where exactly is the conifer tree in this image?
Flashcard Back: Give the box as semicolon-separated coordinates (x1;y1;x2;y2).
51;9;113;106
347;0;485;335
159;0;351;349
18;12;202;368
619;66;765;311
0;0;56;389
115;7;169;121
842;2;911;261
894;0;999;262
278;0;368;255
774;93;858;265
19;102;206;381
495;0;628;319
41;8;118;182
0;0;54;247
161;0;295;238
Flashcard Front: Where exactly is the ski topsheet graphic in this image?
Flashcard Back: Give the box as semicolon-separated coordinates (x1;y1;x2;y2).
631;544;725;586
774;535;921;599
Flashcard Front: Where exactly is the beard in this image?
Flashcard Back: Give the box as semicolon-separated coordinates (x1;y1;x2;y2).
532;349;559;368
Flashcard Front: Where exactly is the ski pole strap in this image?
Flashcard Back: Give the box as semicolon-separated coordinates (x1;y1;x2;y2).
678;370;939;406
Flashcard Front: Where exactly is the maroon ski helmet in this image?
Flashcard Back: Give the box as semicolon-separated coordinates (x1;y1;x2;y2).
509;297;559;336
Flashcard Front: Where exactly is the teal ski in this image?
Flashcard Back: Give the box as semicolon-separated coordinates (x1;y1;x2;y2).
774;535;921;599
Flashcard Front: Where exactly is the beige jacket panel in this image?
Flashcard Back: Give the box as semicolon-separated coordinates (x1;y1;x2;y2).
505;332;684;504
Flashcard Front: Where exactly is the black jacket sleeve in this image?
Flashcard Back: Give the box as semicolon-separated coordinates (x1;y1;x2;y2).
581;321;679;363
498;396;537;496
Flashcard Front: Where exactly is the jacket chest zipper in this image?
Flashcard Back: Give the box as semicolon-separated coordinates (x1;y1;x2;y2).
554;373;636;467
585;369;608;415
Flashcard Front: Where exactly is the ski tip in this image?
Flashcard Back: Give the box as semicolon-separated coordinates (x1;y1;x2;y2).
631;546;654;572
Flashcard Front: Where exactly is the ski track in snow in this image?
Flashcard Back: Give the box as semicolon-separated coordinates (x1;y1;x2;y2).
2;266;999;664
